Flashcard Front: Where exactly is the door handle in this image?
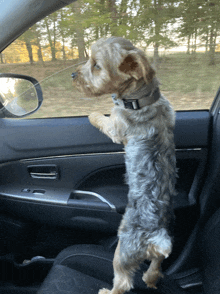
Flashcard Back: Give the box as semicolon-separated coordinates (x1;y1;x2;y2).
30;171;58;180
28;165;59;180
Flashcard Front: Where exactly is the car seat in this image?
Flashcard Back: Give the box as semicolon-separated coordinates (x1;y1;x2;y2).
37;207;220;294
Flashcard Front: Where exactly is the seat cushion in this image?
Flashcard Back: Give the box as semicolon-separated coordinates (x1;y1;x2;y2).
37;244;187;294
37;245;117;294
53;244;115;285
38;264;112;294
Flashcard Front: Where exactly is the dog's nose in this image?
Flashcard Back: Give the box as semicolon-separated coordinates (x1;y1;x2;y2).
71;72;78;79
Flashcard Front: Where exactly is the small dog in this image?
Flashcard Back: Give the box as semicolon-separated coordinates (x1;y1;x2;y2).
72;37;176;293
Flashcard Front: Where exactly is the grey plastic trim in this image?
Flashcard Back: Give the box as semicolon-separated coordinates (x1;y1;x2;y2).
0;186;116;211
182;282;202;289
0;186;69;205
20;148;202;162
74;190;116;211
176;148;202;152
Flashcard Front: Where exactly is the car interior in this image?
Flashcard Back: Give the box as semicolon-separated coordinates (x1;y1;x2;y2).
1;0;220;293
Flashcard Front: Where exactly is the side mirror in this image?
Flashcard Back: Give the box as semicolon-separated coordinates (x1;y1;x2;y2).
0;73;43;118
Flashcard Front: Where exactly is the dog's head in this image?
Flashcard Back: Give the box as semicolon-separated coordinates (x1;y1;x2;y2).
72;37;155;97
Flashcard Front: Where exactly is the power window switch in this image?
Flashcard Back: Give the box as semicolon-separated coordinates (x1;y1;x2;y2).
21;188;31;193
33;189;45;195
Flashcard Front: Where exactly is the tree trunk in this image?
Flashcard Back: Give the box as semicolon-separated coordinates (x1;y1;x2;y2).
34;25;44;64
60;10;66;61
62;37;66;61
71;2;86;61
209;26;215;65
0;53;4;64
153;0;161;68
45;18;56;61
71;42;74;59
95;26;99;40
53;14;57;58
192;28;197;54
108;0;118;35
205;28;209;53
84;48;89;58
37;42;44;64
25;38;34;64
187;34;190;54
154;43;159;67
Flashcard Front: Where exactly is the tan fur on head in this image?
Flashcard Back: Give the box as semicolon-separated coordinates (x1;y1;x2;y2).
73;37;155;97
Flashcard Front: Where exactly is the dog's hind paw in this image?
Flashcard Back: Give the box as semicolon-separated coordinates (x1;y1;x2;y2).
142;270;164;289
98;288;111;294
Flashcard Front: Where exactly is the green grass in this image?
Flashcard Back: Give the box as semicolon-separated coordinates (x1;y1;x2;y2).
157;52;220;94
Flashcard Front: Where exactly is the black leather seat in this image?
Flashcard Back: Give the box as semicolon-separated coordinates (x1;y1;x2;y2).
37;245;187;294
37;245;115;294
38;208;220;294
201;208;220;293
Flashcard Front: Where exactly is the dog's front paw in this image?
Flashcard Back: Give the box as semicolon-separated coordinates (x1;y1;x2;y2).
98;288;111;294
88;112;104;129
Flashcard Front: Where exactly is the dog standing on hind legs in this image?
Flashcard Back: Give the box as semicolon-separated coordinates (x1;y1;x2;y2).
72;36;177;293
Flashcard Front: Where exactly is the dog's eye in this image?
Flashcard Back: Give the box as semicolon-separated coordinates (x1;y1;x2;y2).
94;63;101;70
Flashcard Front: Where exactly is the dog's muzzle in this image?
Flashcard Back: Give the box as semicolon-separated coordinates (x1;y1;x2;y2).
71;72;78;79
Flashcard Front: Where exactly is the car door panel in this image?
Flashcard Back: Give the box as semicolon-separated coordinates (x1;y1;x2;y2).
0;111;210;163
0;109;210;279
0;110;210;233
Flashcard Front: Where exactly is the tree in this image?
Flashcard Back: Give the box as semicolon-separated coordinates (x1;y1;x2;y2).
3;0;220;67
0;53;4;64
44;13;58;61
201;0;220;65
18;28;35;64
177;0;220;64
59;9;67;61
133;0;178;66
71;1;87;61
178;0;205;54
31;24;44;64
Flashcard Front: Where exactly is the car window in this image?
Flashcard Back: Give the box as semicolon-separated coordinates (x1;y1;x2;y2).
0;0;219;118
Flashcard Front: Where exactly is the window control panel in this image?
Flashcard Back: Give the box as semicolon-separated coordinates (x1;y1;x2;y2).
33;189;45;195
21;188;31;193
1;186;116;211
21;188;45;195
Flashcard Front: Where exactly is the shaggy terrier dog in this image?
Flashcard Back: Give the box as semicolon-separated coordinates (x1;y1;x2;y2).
72;36;176;293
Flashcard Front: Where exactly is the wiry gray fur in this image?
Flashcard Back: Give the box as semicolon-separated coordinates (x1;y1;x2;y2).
119;129;176;266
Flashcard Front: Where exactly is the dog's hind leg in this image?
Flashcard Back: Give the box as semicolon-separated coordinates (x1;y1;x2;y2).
99;241;135;294
142;255;164;289
142;243;169;289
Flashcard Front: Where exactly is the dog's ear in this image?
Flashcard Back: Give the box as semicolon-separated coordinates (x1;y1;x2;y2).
119;52;155;83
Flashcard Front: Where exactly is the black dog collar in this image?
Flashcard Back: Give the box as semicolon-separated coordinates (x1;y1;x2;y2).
112;87;161;110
